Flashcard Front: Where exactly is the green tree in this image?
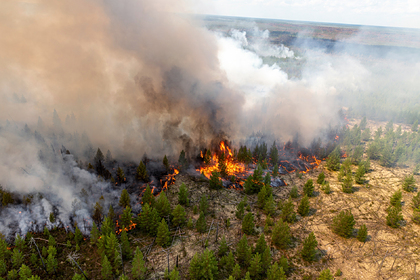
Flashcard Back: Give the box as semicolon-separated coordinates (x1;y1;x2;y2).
298;195;310;216
75;226;83;245
19;264;32;280
357;224;368;242
121;206;133;228
257;184;268;208
108;204;115;221
290;185;299;198
196;211;207;233
301;232;318;262
28;276;41;280
49;212;55;224
219;251;235;276
326;147;341;171
267;263;286;280
209;171;223;190
264;172;271;187
156;219;170;247
303;179;315;197
342;172;354;193
362;127;371;141
390;190;402;207
272;164;279;178
46;251;58;274
332;210;355;238
204;150;212;165
218;152;228;178
136;161;149;182
178;150;188;170
101;216;114;236
93;201;104;224
269;141;279;165
318;269;333;280
236;198;245;220
171;204;186;227
11;248;23;268
403;175;416;192
230;264;241;279
178;183;189;206
120;227;132;259
199;195;209;215
386;206;403;228
317;172;325;184
7;270;18;280
354;164;365;184
14;234;25;251
412;120;418;132
189;249;218;280
163;155;170;172
264;195;276;216
242;212;255;235
281;198;297;223
142;184;155;206
48;235;56;247
236;235;251;267
90;221;100;245
116;167;126;184
248;253;262;279
261;247;271;272
156;192;171;218
412;192;420;209
101;255;113;280
359;117;367;130
119;189;131;209
272;218;291;249
218;235;229;257
132;247;147;280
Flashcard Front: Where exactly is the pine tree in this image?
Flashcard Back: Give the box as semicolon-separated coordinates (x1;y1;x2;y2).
142;184;155;206
14;234;25;251
359;116;367;130
156;219;170;247
257;184;268;208
171;204;186;228
108;204;115;221
209;171;223;189
156;192;171;218
178;183;189;206
342;172;354;193
272;218;291;249
93;201;104;224
267;263;286;280
326;147;341;171
178;150;188;170
132;247;147;280
163;155;170;172
168;268;180;280
317;172;325;184
236;235;251;267
243;271;252;280
148;208;160;236
236;199;245;220
403;175;416;192
242;212;254;235
7;270;18;280
264;195;276;216
218;235;229;257
75;226;83;245
199;195;209;215
11;248;23;268
278;256;289;273
298;195;310;216
412;192;420;209
101;216;114;236
303;179;315;197
301;232;318;262
218;152;228;178
204;149;212;165
248;253;262;279
269;141;279;165
390;190;402;207
289;185;299;198
332;210;355;238
0;238;9;260
120;227;132;259
357;224;368;242
220;251;235;275
121;206;133;228
189;249;218;280
19;264;32;280
48;235;56;247
101;255;113;280
44;226;50;236
136;161;149;182
386;206;403;228
272;164;279;178
196;211;207;233
261;247;271;272
46;251;58;274
119;189;131;209
90;221;100;245
49;212;55;224
281;198;297;223
116;167;126;184
28;276;41;280
318;269;333;280
354;164;365;184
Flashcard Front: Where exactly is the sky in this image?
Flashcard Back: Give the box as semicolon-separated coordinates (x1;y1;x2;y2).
191;0;420;29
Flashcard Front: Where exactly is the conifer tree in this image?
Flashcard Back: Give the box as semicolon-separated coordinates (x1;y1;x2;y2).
163;155;170;172
318;269;333;280
93;201;103;224
0;259;6;276
257;184;268;208
90;221;100;245
171;204;186;228
386;206;403;228
354;164;366;184
269;141;279;165
264;172;271;187
255;233;267;256
189;249;218;280
204;149;212;165
218;152;228;178
120;227;132;259
46;250;58;274
138;203;151;233
14;234;25;251
49;212;56;223
236;199;245;220
108;204;115;221
264;195;276;216
178;183;189;206
148;208;160;236
48;235;56;247
11;248;23;268
303;179;315;197
326;147;341;171
342;172;354;193
7;270;18;280
121;206;133;228
357;224;368;242
156;192;171;218
243;271;252;280
301;232;318;262
0;238;8;260
242;212;254;235
218;235;229;257
116;167;126;184
332;210;355;237
19;264;32;280
248;253;262;279
278;256;289;273
289;185;299;198
298;195;310;216
136;161;149;182
178;150;188;170
317;172;325;184
272;164;279;178
236;235;251;267
272;218;291;249
142;184;155;206
261;247;271;272
132;247;147;280
156;219;170;247
196;211;207;233
44;226;50;236
267;263;286;280
75;226;83;245
281;198;297;223
412;192;420;209
220;251;235;276
231;264;241;279
199;195;209;215
390;190;402;207
101;216;114;236
403;175;416;192
119;189;131;209
101;255;113;280
209;171;223;189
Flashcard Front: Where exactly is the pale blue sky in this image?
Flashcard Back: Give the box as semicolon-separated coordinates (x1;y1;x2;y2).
192;0;420;29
